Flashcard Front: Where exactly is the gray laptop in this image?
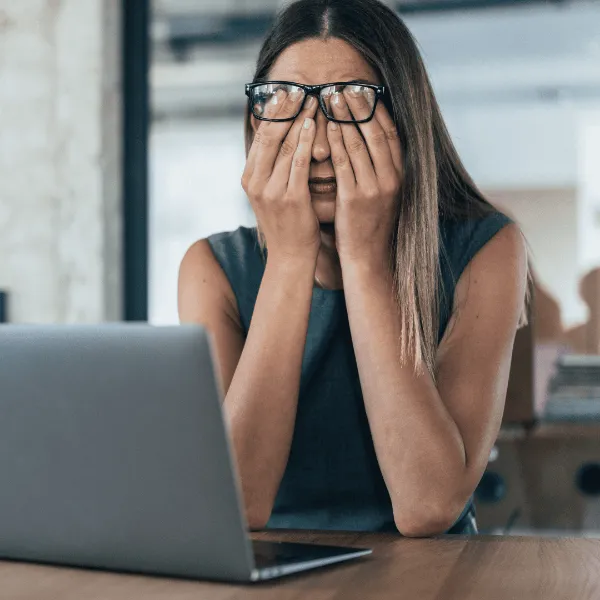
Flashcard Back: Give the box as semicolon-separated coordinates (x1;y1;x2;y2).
0;324;371;582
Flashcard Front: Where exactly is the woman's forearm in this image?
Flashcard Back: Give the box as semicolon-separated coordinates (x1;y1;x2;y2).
224;254;316;529
341;256;468;536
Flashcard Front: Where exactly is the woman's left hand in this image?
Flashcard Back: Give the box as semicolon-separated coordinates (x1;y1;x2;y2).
326;90;403;266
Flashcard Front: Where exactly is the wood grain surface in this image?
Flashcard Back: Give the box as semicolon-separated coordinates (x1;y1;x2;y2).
1;531;600;600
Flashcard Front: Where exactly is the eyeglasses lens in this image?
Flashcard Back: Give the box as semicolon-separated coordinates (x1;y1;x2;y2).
251;84;305;121
321;84;376;122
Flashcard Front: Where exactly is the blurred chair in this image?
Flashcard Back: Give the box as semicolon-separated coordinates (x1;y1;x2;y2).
476;271;600;533
521;425;600;531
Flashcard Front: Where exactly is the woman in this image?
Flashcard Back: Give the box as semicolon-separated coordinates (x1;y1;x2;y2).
178;0;529;537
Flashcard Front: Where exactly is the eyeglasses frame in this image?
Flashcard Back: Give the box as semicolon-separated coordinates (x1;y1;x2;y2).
245;80;386;124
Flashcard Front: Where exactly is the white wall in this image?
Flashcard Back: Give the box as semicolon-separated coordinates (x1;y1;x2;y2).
0;0;122;323
149;118;255;324
444;104;578;189
578;110;600;274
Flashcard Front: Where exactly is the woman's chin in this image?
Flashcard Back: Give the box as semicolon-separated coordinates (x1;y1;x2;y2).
312;196;336;224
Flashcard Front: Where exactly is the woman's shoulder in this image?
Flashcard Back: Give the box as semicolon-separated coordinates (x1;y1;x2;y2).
206;225;260;250
205;225;264;278
436;205;518;340
202;226;265;331
439;206;514;278
178;226;263;333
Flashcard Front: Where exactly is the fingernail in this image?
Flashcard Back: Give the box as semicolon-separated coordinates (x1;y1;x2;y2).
329;121;338;131
306;96;315;108
271;89;285;105
303;117;312;129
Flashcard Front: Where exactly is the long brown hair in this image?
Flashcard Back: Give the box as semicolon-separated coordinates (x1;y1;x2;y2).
244;0;529;378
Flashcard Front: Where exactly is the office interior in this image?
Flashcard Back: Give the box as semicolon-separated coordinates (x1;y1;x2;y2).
1;0;600;543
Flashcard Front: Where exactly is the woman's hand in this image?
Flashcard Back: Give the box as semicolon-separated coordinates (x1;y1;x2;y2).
241;91;321;262
326;90;403;266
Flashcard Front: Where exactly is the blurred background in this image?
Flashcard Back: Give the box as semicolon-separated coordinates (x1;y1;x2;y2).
1;0;600;535
150;0;600;330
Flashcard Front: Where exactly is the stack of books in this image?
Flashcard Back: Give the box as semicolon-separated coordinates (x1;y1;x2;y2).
544;355;600;421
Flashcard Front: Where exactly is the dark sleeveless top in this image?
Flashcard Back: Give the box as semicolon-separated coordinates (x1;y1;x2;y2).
207;211;512;534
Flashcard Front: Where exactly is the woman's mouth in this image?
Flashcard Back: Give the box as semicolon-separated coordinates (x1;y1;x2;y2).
308;177;337;195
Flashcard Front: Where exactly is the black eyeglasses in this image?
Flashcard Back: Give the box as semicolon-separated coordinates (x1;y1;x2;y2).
245;80;386;124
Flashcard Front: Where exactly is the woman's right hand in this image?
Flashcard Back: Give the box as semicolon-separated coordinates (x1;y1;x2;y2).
241;90;320;262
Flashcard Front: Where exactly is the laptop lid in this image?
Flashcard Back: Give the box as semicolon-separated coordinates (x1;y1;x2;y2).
0;324;256;581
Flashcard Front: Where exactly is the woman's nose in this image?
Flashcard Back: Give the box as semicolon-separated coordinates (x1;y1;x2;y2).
311;106;331;163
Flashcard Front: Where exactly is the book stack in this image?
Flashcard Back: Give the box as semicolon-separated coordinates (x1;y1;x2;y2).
544;355;600;421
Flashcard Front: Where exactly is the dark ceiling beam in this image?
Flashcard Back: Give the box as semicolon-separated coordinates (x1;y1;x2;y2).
167;11;274;58
165;0;569;55
396;0;565;13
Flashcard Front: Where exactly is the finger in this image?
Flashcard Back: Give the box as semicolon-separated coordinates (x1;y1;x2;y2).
244;89;285;174
329;92;377;186
249;89;305;181
272;95;318;179
326;120;355;198
343;85;396;182
287;116;317;193
372;101;402;175
250;89;296;179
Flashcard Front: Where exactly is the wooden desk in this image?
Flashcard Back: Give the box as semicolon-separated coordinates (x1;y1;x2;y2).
2;530;600;599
